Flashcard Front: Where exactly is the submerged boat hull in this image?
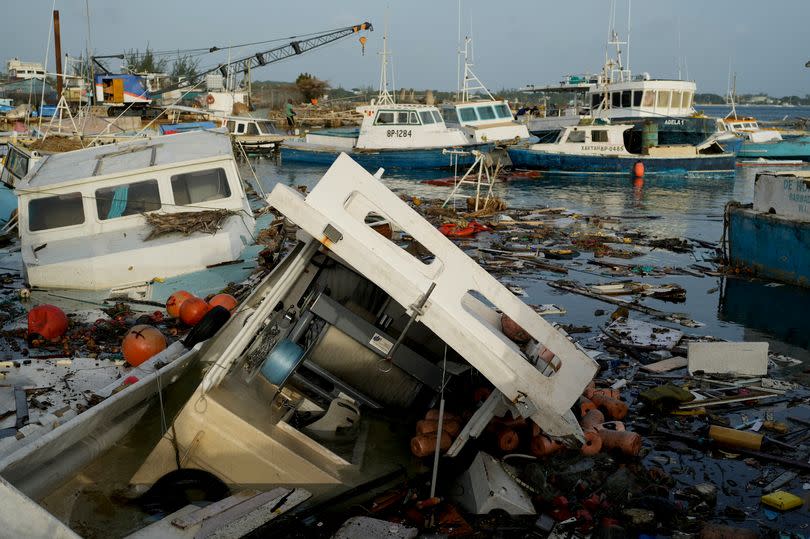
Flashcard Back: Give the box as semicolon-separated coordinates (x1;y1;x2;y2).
738;137;810;161
727;204;810;288
280;143;493;170
507;148;736;175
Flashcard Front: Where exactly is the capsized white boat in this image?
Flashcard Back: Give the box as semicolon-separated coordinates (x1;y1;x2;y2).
16;130;256;292
126;152;598;505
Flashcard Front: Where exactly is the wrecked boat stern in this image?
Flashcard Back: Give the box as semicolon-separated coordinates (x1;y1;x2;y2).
266;153;599;440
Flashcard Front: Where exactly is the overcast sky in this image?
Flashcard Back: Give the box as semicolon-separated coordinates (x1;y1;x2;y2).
3;0;809;96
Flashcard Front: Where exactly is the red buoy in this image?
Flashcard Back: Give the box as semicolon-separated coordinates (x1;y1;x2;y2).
28;304;69;341
179;297;210;326
208;293;238;312
122;324;167;367
633;161;645;178
166;290;194;318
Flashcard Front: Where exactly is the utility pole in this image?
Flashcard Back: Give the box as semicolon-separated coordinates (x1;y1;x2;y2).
53;10;63;96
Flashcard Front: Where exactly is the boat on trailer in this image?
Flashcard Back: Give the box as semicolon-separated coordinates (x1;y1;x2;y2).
508;123;736;175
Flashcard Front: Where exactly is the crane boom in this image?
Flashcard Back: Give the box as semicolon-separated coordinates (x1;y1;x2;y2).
151;21;373;96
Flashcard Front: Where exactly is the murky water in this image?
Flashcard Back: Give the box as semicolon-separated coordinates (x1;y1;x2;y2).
246;156;810;366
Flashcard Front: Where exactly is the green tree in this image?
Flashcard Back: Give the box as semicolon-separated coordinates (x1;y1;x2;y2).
171;54;200;82
124;46;168;74
295;72;328;102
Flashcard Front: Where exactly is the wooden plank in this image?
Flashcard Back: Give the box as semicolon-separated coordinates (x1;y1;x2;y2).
195;488;290;538
202;489;311;539
172;489;260;530
640;357;688;373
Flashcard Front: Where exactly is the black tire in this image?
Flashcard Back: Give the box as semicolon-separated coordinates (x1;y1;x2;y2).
183;305;231;348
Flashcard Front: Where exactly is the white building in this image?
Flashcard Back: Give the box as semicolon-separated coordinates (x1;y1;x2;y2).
6;58;45;80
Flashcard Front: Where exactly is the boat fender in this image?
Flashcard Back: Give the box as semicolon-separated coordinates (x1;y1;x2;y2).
633;161;645;178
182;305;231;348
206;94;215;105
137;468;230;515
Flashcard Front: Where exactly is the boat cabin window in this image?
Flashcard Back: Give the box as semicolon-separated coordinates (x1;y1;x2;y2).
591;130;608;142
459;107;478;122
408;111;420;125
611;92;621;108
171;167;231;206
374;111;395;125
566;129;586;143
246;122;260;135
431;110;442;123
419;110;436;124
633;90;643;107
495;103;512;119
476;105;496;120
657;90;670;108
95;179;161;220
5;147;28;179
229;121;247;134
672;91;683;109
642;90;655;107
259;121;275;134
29;192;85;231
394;111;409;124
682;92;692;109
591;93;603;108
621;90;631;108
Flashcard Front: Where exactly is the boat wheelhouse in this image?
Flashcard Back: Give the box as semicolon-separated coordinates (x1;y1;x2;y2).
439;38;530;145
508;123;735;175
17;130;255;291
1;142;43;188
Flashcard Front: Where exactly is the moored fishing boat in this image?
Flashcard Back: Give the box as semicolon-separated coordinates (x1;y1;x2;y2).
280;33;491;170
508;123;736;175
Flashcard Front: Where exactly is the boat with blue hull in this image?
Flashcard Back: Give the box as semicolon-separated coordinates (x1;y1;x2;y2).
508;123;736;176
737;136;810;161
725;171;810;288
281;142;490;170
280;32;489;171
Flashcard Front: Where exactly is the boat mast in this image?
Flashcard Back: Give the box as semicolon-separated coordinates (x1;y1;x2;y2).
460;37;495;103
376;24;395;105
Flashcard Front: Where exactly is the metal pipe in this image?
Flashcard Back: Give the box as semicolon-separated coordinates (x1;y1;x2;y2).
53;10;63;97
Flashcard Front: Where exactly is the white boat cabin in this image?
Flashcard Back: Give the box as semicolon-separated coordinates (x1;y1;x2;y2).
224;116;278;137
717;116;782;143
441;100;530;144
588;78;696;120
17;130;255;290
529;124;635;156
304;103;470;150
1;143;43;188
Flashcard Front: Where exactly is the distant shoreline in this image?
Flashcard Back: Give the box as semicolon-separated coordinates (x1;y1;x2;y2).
696;103;800;107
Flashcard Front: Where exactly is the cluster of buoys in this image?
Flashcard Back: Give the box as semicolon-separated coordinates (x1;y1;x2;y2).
166;290;238;328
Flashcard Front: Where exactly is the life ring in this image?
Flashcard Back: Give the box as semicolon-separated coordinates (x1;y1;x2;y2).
206;94;215;105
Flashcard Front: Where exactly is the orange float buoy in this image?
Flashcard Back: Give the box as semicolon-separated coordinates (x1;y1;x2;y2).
590;394;629;420
166;290;194;318
179;297;210;326
580;429;603;456
597;427;642;457
578;396;597;418
416;419;461;437
208;293;238;312
530;435;565;457
27;304;69;341
580;409;606;431
122;324;167;367
633;161;645;178
410;432;452;458
496;428;520;452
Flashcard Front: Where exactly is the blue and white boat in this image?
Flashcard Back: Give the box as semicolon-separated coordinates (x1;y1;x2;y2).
508;123;736;175
725;171;810;287
280;34;490;170
720;116;810;161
